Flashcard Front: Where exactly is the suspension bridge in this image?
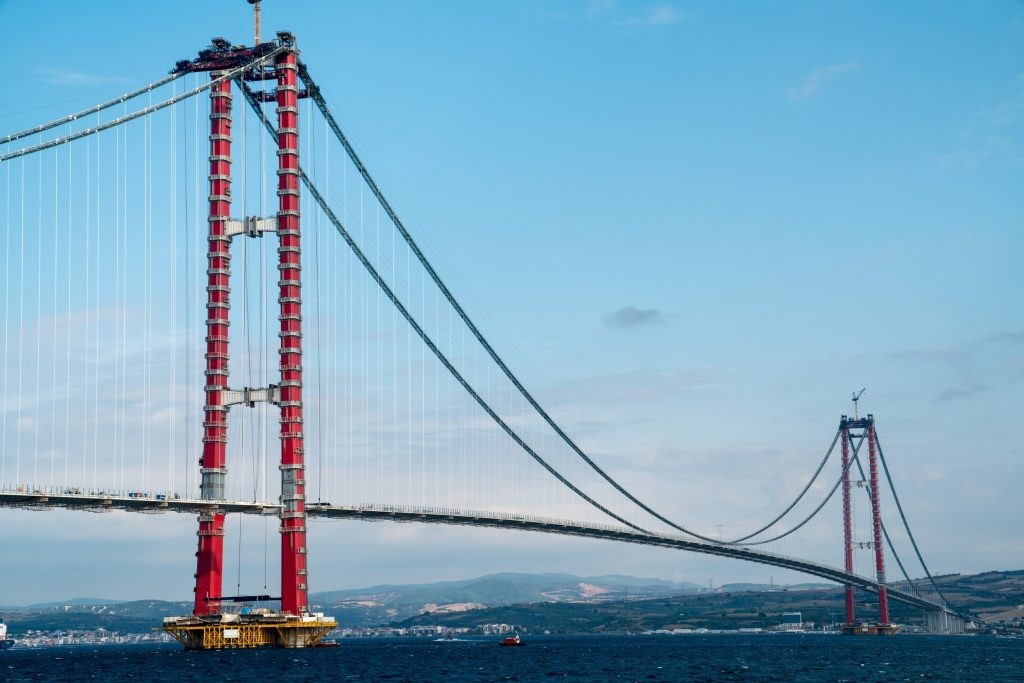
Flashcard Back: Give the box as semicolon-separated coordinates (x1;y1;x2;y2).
0;31;973;647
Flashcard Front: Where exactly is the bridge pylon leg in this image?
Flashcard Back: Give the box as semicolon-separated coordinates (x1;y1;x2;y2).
839;414;897;635
162;34;335;648
274;43;309;618
867;418;894;633
840;421;855;630
193;71;233;617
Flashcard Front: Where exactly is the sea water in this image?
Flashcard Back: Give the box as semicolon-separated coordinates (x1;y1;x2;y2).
3;633;1022;681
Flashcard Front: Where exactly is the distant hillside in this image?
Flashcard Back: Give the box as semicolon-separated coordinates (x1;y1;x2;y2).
25;598;125;609
392;570;1024;633
2;600;192;633
309;573;699;626
3;569;1021;634
717;582;832;592
1;573;696;632
899;569;1024;622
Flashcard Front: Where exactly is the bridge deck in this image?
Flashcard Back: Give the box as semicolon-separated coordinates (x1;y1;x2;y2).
0;489;966;620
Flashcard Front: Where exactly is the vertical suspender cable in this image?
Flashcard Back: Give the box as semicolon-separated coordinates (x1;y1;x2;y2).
312;101;325;503
119;115;129;492
17;155;26;486
112;119;121;489
1;159;8;487
438;286;442;505
93;120;101;489
51;148;59;487
326;115;339;504
64;129;72;489
361;183;367;498
81;140;90;487
183;86;193;496
376;200;383;503
421;264;426;504
238;89;248;583
195;76;204;501
447;298;453;505
406;223;412;504
170;88;177;495
241;90;251;501
34;152;42;487
144;95;153;490
873;435;950;605
390;195;397;504
346;156;353;505
259;78;269;581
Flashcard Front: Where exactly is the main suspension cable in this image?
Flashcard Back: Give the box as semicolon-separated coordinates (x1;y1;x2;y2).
1;49;285;163
874;434;951;605
0;72;185;146
847;447;917;592
733;433;865;547
236;79;651;535
727;429;840;543
295;63;828;544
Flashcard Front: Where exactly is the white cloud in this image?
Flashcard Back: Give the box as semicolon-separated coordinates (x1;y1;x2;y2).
553;367;731;405
937;80;1024;170
35;67;131;88
787;61;859;100
618;4;684;26
586;0;618;19
587;1;684;28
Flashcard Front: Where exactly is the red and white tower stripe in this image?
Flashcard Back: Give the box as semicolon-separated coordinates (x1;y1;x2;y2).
274;47;309;617
867;419;890;626
840;422;855;626
194;73;232;616
186;35;313;620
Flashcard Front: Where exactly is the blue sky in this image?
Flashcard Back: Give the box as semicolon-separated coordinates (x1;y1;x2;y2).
0;1;1021;604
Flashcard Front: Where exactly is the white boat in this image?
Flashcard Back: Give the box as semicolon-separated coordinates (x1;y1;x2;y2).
0;619;14;650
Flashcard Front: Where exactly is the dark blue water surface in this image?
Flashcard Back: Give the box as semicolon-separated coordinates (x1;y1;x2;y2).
3;634;1023;682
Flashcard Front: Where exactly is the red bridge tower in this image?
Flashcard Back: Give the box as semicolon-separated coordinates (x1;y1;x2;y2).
162;32;335;650
840;413;896;636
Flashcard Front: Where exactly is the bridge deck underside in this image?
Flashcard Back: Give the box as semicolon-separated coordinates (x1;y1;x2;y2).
0;491;961;618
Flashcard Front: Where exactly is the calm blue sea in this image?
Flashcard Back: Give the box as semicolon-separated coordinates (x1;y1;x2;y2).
3;634;1023;682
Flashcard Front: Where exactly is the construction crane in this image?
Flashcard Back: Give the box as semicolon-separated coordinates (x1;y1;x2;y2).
852;388;866;419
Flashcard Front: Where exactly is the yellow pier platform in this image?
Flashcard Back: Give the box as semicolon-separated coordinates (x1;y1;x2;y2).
163;612;337;649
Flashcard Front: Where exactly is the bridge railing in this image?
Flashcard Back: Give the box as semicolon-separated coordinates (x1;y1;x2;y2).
352;502;640;535
0;485;853;573
0;482;185;502
1;485;963;616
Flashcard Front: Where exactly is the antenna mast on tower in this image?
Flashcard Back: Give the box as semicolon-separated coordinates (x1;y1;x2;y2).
248;0;262;45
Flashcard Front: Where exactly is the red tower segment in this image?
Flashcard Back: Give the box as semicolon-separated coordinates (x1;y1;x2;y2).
841;420;855;626
867;418;890;625
194;73;233;616
275;48;309;616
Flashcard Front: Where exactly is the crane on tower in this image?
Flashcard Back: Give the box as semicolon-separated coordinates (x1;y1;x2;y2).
852;388;866;419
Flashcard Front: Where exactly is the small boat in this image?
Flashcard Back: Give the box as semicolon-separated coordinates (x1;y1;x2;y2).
0;619;14;650
499;634;525;647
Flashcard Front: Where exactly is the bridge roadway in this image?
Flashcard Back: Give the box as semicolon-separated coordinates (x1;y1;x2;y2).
0;488;969;621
